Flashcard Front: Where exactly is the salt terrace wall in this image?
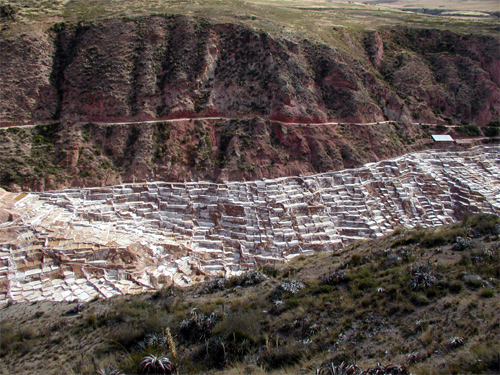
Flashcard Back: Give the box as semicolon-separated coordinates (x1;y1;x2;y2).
1;146;499;303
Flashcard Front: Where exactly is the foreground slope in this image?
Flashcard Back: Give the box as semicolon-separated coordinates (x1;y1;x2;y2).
1;214;499;374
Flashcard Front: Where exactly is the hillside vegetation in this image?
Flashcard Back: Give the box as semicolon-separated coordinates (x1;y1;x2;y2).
1;214;499;374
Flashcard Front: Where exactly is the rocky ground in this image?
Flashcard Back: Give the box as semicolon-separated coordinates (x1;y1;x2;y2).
1;117;498;192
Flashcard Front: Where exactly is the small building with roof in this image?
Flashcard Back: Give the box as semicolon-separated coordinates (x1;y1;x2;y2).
431;134;454;148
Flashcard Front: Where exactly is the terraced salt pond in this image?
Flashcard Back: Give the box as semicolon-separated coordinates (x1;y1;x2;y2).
1;146;499;303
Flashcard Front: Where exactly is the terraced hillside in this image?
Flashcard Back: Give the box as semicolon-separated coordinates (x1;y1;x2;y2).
1;145;498;304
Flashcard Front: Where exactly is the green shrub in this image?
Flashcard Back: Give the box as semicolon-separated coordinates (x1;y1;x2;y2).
353;276;376;291
111;324;145;349
309;284;334;294
258;342;305;370
0;323;37;356
464;214;499;235
85;314;98;329
483;127;499;137
479;288;494;298
449;281;464;294
457;125;481;136
409;292;430;306
434;124;447;133
259;264;279;278
349;254;368;267
212;311;261;344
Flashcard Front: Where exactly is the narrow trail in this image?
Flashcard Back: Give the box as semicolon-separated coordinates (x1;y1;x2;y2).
0;117;461;130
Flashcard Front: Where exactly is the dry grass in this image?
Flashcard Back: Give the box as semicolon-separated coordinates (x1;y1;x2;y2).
1;0;499;41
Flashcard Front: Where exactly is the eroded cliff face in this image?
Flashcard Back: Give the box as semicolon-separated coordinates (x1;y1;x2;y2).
0;118;430;191
1;16;499;126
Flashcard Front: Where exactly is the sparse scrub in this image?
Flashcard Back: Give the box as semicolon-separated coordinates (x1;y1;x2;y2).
457;125;482;136
479;288;495;298
258;264;279;278
258;340;306;370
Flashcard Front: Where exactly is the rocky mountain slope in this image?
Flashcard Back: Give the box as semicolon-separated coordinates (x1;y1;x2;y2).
1;118;436;190
0;10;499;190
1;16;499;126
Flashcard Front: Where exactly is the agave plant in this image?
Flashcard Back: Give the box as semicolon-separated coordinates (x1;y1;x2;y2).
453;236;471;251
317;361;360;375
408;264;436;290
362;364;409;375
238;270;268;286
179;309;223;341
95;365;122;375
404;351;421;364
139;354;175;374
322;270;349;286
202;277;227;293
144;332;168;347
279;280;306;294
449;336;465;348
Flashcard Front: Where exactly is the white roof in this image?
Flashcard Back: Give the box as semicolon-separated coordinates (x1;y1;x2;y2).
432;135;454;142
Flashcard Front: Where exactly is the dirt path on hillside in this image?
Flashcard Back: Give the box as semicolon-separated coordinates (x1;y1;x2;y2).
1;117;454;129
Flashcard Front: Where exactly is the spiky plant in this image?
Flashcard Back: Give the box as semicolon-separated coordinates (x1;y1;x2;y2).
408;264;436;290
279;280;306;294
449;336;465;348
317;361;360;375
144;333;168;348
321;270;348;286
138;354;175;374
237;270;268;286
95;365;122;375
404;351;421;364
453;236;471;251
362;364;409;375
202;277;226;293
179;309;223;342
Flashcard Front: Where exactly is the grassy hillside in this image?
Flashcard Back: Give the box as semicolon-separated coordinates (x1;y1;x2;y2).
1;0;499;41
1;214;499;374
